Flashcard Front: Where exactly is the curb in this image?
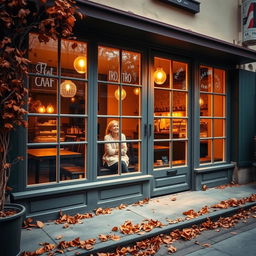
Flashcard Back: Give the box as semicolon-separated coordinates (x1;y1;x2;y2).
73;201;256;256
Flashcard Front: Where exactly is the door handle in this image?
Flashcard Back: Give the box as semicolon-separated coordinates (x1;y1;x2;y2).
144;124;147;137
149;124;152;137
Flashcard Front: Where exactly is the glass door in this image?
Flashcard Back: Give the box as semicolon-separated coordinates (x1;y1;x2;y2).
150;55;191;196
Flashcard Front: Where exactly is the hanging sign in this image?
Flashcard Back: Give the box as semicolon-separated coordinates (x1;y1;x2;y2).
242;0;256;45
159;0;200;14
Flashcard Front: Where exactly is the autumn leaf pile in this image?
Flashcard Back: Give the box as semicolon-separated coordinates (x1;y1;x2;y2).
21;194;256;255
0;0;83;211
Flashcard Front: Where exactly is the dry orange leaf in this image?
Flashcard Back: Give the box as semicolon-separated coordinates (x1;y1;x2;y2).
63;223;69;229
35;247;45;255
84;244;94;250
168;245;177;253
202;243;211;247
112;226;119;232
55;235;64;240
36;221;45;228
110;235;121;241
98;234;109;242
163;236;172;244
202;184;208;191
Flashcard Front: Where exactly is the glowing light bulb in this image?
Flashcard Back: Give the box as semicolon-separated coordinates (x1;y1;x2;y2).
133;88;140;95
46;104;54;113
65;83;71;91
38;105;46;113
73;56;87;74
60;80;77;97
154;67;167;85
114;88;127;100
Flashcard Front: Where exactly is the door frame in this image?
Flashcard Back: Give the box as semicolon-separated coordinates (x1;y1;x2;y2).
147;50;193;196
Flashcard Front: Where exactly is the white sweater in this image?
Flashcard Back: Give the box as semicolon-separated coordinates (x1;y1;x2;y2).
102;133;129;167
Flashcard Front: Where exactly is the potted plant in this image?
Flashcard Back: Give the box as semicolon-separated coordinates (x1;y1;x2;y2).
0;1;82;255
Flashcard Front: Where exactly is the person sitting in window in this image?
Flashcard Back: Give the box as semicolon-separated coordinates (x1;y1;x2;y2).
102;120;129;173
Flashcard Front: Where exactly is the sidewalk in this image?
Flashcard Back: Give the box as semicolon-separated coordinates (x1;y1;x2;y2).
20;183;256;256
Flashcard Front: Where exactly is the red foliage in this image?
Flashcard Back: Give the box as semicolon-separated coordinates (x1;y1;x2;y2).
0;0;83;211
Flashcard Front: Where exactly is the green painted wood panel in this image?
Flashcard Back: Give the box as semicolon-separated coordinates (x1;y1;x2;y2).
236;70;256;167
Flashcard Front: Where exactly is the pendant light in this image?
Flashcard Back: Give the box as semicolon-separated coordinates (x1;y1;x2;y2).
154;67;167;85
114;88;126;100
73;56;87;74
60;80;77;98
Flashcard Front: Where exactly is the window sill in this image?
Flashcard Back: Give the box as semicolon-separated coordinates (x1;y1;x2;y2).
194;163;235;174
12;175;152;200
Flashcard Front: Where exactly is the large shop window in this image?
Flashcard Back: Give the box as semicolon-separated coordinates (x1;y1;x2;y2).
97;46;141;176
199;66;226;164
27;33;87;185
153;58;189;168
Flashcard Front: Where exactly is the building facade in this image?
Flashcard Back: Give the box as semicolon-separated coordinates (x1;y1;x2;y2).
11;0;256;220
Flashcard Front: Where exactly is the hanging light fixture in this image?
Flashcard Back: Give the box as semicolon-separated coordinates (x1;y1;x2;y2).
73;56;87;74
60;80;77;98
37;105;46;113
46;104;54;113
154;67;167;85
133;88;140;95
114;88;126;100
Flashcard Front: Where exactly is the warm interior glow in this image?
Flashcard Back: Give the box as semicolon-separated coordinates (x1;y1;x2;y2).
199;97;204;106
172;112;183;117
38;105;46;113
73;56;87;74
46;104;54;113
114;88;127;100
133;88;140;95
154;67;167;85
60;80;77;98
65;83;71;91
71;97;75;102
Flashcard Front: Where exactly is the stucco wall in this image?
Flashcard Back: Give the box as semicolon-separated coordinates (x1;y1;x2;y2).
90;0;241;44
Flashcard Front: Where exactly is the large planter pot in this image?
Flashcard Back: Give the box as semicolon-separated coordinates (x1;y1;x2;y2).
0;203;26;256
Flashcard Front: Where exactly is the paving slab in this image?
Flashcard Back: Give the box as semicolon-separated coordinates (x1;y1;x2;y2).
20;227;55;253
20;183;256;255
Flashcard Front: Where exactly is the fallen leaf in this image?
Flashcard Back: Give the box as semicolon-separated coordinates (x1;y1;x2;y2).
110;235;121;241
202;243;211;247
36;221;45;228
163;236;172;244
63;223;70;229
98;234;109;242
55;235;64;240
171;197;177;201
168;245;177;253
112;226;119;232
202;184;208;191
35;247;45;254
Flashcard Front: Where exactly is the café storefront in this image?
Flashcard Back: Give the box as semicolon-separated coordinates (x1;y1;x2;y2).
11;1;256;219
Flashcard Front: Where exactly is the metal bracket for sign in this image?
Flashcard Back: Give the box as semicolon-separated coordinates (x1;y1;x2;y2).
159;0;200;14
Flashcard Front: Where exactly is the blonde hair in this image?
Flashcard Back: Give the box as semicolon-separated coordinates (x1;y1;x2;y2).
105;120;119;135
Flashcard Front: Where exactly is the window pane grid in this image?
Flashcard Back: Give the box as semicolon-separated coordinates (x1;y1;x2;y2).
153;57;188;169
97;46;141;176
199;65;226;165
27;34;88;185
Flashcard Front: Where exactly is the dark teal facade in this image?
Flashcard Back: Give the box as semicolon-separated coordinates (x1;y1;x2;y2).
8;1;256;220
